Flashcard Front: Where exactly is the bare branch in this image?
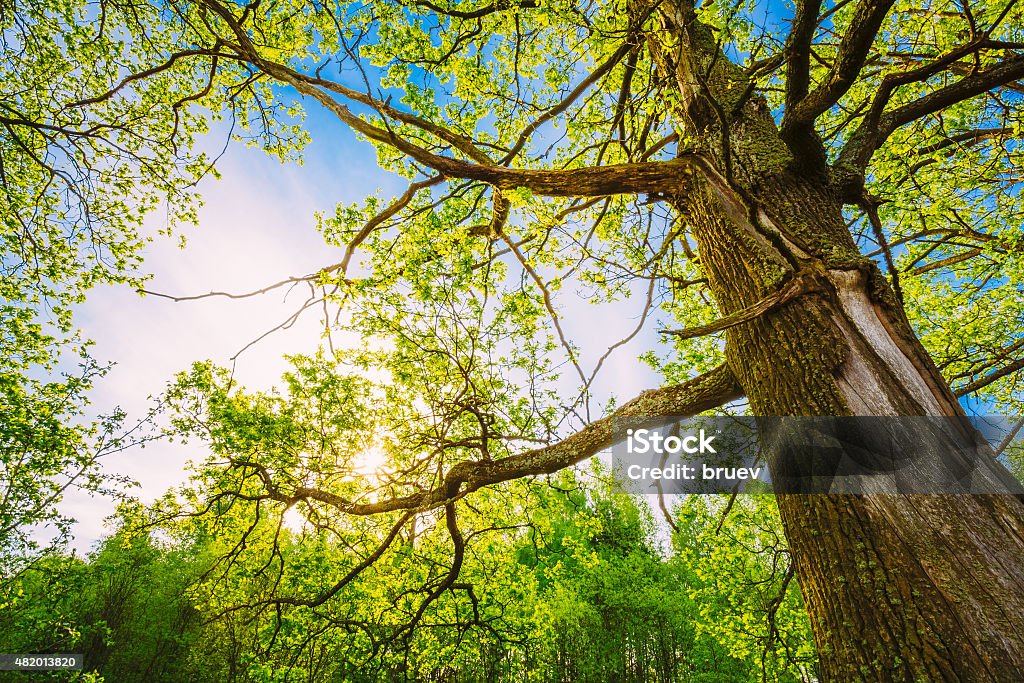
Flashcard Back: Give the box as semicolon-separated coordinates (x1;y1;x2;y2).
502;38;638;163
783;0;897;131
335;175;445;276
67;47;227;108
237;510;416;610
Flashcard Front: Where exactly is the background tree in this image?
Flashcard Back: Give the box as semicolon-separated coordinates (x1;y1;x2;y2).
0;0;240;574
0;465;815;681
5;0;1024;679
0;521;202;682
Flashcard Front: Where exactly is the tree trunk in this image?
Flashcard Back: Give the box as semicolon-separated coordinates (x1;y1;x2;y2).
647;2;1024;679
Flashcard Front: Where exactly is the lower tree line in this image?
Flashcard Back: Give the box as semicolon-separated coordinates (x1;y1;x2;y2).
0;471;817;682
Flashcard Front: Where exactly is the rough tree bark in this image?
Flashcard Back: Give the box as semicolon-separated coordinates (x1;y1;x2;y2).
648;2;1024;680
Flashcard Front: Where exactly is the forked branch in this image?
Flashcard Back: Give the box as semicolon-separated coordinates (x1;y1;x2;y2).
660;266;827;340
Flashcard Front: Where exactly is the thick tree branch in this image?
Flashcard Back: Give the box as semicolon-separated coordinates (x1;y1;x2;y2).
660;266;826;340
199;0;694;197
256;364;742;516
907;248;984;276
198;0;492;162
881;55;1024;135
284;69;496;165
783;0;823;113
278;64;698;196
955;358;1024;397
865;39;1002;128
411;0;538;20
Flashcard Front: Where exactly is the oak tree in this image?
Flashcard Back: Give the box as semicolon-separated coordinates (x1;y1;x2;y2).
7;0;1024;679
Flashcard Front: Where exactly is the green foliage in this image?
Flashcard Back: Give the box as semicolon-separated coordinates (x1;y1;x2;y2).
0;0;313;573
110;351;815;680
0;515;202;682
1;358;101;566
1;466;817;682
673;496;818;681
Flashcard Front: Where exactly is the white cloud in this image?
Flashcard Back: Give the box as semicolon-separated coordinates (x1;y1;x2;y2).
67;135;394;550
